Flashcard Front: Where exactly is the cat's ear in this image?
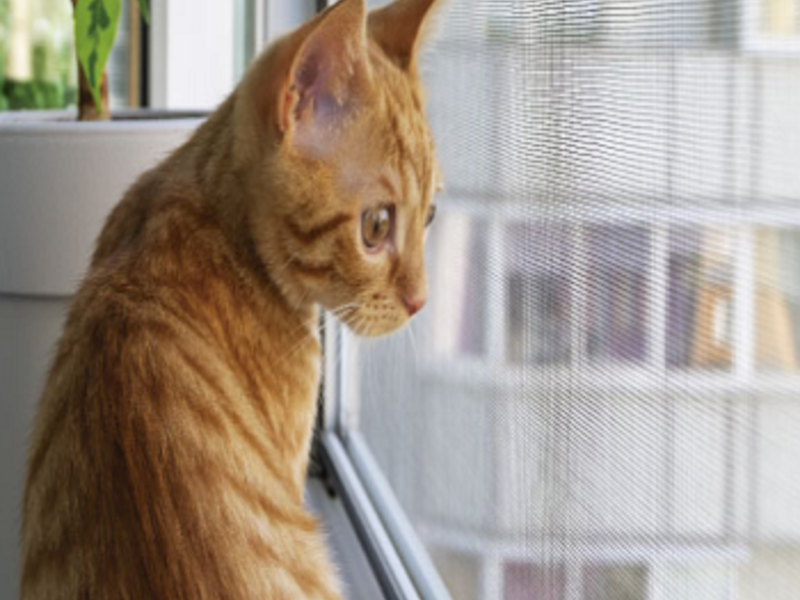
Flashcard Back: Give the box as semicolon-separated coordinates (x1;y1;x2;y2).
279;0;370;155
368;0;444;71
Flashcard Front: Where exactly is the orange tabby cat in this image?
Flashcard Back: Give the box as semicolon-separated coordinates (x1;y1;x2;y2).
20;0;442;598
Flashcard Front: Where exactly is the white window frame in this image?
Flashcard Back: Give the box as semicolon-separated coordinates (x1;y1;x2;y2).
320;310;454;600
149;0;236;109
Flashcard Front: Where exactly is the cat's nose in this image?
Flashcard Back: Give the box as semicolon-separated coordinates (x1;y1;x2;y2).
402;292;426;316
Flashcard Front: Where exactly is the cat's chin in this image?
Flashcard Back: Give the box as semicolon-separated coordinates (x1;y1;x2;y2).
347;324;407;340
338;315;410;339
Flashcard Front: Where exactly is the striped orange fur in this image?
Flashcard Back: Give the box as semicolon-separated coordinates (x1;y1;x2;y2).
20;0;443;598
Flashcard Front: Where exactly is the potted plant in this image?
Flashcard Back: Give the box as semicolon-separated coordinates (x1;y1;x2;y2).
71;0;146;120
0;3;205;596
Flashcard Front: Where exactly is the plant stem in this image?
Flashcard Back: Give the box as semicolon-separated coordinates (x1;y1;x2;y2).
72;0;110;121
76;59;110;120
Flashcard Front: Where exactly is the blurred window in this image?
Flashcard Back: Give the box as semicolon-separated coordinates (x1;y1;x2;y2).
0;0;140;112
329;1;800;599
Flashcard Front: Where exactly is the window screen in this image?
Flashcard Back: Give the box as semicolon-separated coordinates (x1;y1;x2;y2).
343;1;800;599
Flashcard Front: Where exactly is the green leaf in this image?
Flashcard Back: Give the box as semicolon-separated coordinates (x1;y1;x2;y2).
138;0;150;25
74;0;121;114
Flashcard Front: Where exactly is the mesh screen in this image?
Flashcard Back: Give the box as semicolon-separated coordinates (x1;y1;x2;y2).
345;1;800;599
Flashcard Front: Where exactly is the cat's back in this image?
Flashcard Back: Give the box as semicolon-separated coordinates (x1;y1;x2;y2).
20;178;331;600
21;182;225;599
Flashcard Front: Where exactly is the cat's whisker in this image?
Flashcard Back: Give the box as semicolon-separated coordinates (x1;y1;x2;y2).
267;254;299;287
328;303;361;322
350;313;366;337
273;296;321;356
332;302;361;313
278;331;317;364
407;322;421;377
279;302;361;366
331;304;363;323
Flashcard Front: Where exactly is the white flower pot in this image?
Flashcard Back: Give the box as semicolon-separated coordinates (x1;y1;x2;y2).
0;110;204;599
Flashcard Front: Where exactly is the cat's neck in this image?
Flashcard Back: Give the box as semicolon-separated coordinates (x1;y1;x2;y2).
184;94;250;248
174;95;317;333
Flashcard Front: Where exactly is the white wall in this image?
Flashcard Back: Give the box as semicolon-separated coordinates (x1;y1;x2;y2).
0;297;68;600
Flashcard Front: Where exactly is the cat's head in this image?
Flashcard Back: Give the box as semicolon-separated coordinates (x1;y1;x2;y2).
239;0;444;338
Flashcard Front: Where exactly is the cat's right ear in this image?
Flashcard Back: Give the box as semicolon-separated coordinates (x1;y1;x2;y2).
368;0;445;72
278;0;370;157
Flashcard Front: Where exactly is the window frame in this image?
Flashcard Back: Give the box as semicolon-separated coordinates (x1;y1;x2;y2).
318;310;454;600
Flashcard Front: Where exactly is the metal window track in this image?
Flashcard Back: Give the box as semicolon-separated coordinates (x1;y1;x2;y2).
318;432;423;600
344;431;453;600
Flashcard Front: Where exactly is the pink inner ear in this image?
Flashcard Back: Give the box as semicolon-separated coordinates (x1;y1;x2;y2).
288;41;359;157
295;54;344;125
282;0;370;152
293;57;319;121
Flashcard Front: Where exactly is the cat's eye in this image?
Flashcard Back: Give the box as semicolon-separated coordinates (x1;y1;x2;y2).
362;206;392;249
426;204;437;227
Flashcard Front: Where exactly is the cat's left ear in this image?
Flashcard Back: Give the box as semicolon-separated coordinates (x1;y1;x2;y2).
279;0;370;156
368;0;445;71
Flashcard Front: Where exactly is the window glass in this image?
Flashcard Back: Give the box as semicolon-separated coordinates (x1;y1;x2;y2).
504;563;565;600
346;1;800;599
1;0;137;111
761;0;800;36
667;226;736;371
585;225;651;365
583;565;648;600
506;223;572;366
754;228;800;372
